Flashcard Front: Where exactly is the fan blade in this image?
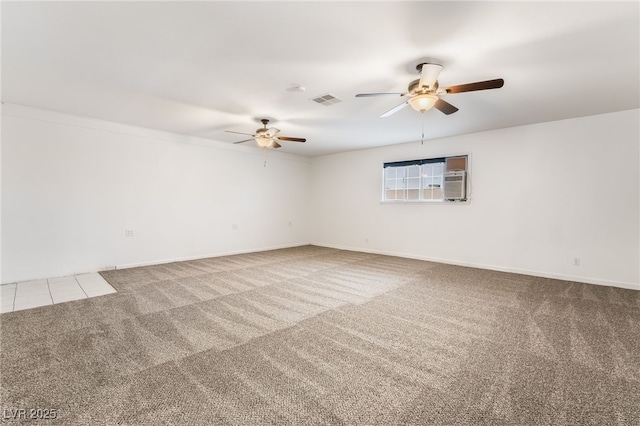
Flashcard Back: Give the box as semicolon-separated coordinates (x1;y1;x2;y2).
434;98;459;115
380;101;409;118
356;93;406;97
419;63;443;89
226;130;255;136
277;136;306;142
272;141;282;149
233;139;254;144
443;78;504;94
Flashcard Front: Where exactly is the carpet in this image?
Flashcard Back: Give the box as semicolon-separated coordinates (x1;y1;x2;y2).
1;245;638;425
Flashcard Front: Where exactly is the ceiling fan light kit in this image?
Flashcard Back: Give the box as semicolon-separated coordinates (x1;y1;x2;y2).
255;135;274;148
408;93;438;112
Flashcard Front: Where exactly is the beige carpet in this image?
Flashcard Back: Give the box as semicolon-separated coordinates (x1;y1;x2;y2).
1;245;639;425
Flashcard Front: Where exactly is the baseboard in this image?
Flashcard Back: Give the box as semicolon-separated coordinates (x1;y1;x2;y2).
19;242;635;291
114;242;312;270
311;243;640;291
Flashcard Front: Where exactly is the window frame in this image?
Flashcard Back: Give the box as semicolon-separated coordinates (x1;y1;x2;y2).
381;154;469;203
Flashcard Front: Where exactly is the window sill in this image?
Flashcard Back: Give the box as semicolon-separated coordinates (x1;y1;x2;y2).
380;199;469;204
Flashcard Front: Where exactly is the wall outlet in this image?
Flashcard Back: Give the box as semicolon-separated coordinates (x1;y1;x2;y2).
573;258;581;266
288;221;293;227
125;229;134;237
232;224;238;230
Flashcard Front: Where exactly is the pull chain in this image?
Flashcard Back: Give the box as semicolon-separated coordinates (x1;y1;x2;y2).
421;111;425;145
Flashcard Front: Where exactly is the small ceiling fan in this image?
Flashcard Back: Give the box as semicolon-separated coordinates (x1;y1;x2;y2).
356;62;504;117
226;119;306;149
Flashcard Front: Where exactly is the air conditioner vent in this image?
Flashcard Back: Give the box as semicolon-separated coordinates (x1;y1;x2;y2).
443;170;467;200
311;93;342;106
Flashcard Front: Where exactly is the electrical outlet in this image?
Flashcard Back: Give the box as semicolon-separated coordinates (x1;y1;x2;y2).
232;224;238;230
573;258;581;266
288;221;293;227
125;229;134;237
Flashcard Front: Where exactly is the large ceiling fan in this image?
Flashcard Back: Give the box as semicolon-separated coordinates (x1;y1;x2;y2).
226;119;306;149
356;62;504;117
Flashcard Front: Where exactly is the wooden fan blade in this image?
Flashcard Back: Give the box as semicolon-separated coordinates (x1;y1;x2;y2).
443;78;504;94
272;141;282;148
226;130;255;136
434;98;459;115
380;101;409;118
356;93;406;97
233;139;254;144
277;136;306;142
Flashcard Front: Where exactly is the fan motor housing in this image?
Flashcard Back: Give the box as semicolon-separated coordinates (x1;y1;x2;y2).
408;78;438;94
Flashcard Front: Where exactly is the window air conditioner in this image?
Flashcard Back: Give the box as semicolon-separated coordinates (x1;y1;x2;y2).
443;170;466;200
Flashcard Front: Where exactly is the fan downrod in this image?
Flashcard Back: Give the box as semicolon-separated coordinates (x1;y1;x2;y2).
416;62;441;72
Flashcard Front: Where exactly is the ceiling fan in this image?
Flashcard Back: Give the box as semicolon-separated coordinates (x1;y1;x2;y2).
356;62;504;117
226;119;306;149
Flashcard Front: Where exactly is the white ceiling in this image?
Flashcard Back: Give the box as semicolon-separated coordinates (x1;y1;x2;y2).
2;1;638;157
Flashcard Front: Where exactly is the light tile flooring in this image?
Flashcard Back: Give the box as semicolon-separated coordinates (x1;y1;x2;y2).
0;272;116;313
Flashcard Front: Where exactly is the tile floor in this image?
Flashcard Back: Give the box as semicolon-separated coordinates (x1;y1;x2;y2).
0;272;116;313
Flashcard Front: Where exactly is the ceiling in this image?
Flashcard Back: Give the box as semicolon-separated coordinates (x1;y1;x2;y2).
2;1;638;157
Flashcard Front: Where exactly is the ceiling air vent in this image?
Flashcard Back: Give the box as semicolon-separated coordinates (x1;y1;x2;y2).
311;93;342;106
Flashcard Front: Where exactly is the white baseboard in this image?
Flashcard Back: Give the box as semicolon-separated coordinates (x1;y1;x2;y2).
114;242;312;270
312;242;640;291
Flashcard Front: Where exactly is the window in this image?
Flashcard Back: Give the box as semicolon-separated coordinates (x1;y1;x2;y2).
383;155;468;202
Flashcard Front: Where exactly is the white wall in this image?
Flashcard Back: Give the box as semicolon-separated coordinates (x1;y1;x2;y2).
3;105;639;290
310;110;640;290
1;104;311;283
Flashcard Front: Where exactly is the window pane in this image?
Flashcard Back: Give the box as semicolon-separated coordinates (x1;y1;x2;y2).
407;189;419;200
384;166;408;201
385;167;401;190
421;161;445;201
406;165;420;178
423;177;439;188
406;177;420;189
384;167;395;180
394;189;407;200
423;187;443;200
433;163;444;187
